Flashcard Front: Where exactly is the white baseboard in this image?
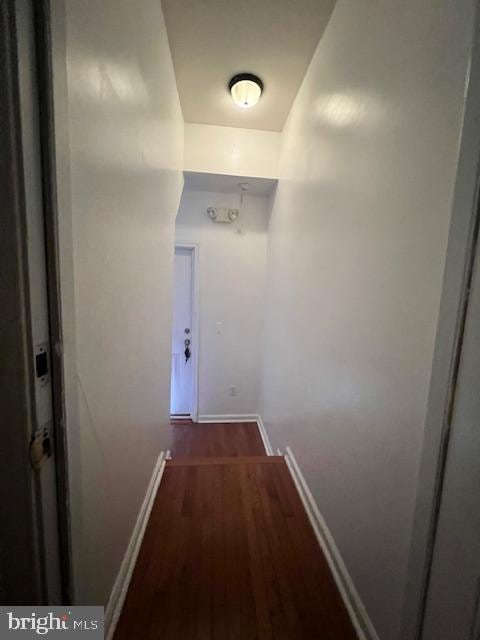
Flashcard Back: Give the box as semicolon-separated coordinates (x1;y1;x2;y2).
284;446;380;640
105;451;167;640
197;413;259;423
256;415;274;456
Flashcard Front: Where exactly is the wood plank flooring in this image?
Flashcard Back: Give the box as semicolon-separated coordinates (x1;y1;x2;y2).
114;423;357;639
168;421;266;458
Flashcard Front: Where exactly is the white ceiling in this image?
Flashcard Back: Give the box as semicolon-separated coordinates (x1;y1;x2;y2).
162;0;335;132
184;171;277;197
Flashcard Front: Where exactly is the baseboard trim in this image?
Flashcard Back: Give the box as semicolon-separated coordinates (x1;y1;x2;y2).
197;413;259;423
105;451;167;640
284;446;380;640
256;414;274;456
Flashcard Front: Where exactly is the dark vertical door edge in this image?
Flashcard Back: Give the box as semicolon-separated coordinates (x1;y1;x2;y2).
31;0;73;605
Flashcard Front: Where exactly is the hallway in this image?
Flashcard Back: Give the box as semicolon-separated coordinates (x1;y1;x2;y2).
114;423;357;639
3;1;475;638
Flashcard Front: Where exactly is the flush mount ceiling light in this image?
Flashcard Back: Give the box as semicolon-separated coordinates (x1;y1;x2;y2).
229;73;263;109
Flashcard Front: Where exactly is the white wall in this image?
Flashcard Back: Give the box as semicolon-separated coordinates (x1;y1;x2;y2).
56;0;184;604
259;1;475;638
176;188;269;417
184;123;280;179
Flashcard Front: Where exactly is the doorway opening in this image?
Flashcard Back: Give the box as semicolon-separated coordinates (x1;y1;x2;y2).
170;244;199;420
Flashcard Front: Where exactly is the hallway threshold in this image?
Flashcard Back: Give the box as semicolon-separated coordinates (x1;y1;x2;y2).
114;423;357;639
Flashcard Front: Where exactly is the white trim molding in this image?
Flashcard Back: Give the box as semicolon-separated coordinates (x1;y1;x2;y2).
256;414;274;456
197;413;259;423
284;446;380;640
105;451;167;640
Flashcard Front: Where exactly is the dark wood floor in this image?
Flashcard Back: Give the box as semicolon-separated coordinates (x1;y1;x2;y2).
168;421;266;458
114;434;357;639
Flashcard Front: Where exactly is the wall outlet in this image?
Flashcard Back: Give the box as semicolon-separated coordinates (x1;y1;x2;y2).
229;386;237;397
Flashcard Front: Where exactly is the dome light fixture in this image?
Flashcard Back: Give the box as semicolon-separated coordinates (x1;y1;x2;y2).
229;73;263;109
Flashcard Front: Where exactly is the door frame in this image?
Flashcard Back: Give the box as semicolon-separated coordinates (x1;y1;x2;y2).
32;0;73;604
0;0;72;604
400;8;480;639
0;0;44;605
172;243;200;421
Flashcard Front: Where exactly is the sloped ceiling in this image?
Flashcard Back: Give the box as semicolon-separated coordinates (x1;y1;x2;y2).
162;0;335;131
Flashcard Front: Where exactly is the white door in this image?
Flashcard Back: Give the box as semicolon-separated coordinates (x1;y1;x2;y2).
18;0;63;602
422;233;480;639
171;248;194;415
1;0;64;603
